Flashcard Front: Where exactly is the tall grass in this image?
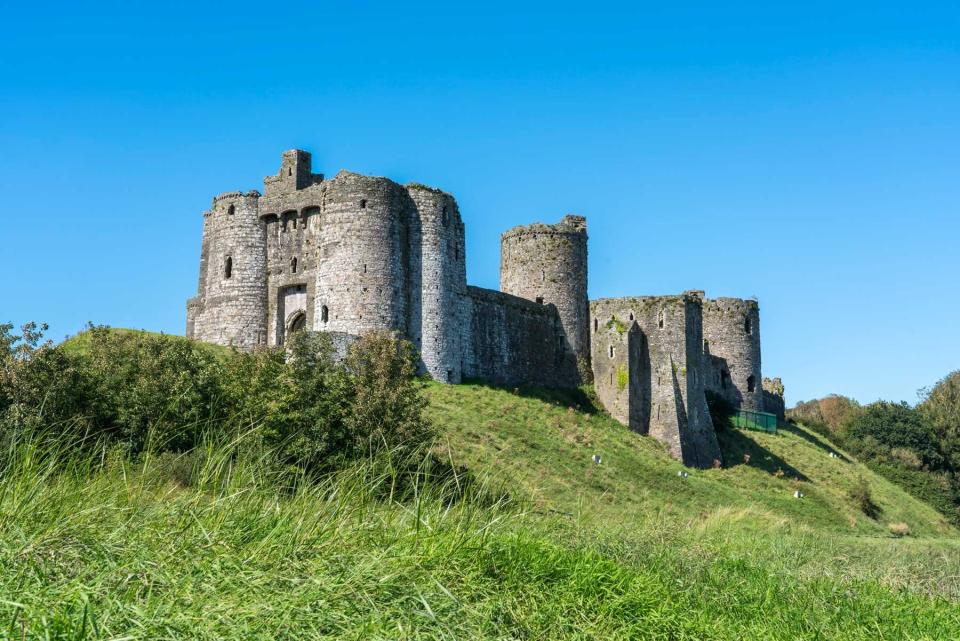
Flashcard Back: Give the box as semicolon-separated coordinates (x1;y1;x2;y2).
1;425;959;639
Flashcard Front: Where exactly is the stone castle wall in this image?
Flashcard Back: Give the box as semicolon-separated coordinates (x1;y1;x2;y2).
590;294;721;468
500;215;590;382
462;286;577;388
703;297;763;411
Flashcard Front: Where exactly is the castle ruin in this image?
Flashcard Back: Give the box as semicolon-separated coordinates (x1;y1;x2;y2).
187;150;784;467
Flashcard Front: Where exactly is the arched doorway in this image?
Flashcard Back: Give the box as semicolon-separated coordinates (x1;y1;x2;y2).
281;310;307;345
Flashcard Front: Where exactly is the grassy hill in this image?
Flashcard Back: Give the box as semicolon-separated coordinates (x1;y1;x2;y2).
3;331;960;638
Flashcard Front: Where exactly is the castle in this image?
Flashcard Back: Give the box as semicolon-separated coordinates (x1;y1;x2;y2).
187;150;784;468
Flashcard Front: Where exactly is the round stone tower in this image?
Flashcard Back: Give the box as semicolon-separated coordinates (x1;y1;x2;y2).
190;191;268;348
702;297;763;411
406;184;467;383
500;214;590;381
314;171;409;336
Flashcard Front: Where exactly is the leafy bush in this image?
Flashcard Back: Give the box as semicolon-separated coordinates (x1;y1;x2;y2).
919;370;960;470
849;476;880;519
844;402;942;470
81;326;226;452
3;323;434;476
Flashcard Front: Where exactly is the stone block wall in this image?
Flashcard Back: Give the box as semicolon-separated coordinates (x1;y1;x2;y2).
703;297;763;411
762;377;786;420
187;191;267;348
590;293;721;468
500;215;590;382
462;286;577;388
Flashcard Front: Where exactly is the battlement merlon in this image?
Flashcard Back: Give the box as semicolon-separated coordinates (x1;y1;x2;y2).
501;214;588;240
263;149;325;196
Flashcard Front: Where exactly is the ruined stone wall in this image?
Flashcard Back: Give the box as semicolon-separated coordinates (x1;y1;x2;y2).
590;293;720;468
763;377;786;420
500;215;589;382
405;185;467;383
462;286;577;388
186;191;267;348
702;297;763;411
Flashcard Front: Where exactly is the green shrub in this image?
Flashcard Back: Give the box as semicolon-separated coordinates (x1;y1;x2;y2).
849;476;881;519
81;326;226;452
844;401;943;470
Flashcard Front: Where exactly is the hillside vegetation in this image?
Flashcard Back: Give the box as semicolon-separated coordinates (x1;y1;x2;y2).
1;327;959;639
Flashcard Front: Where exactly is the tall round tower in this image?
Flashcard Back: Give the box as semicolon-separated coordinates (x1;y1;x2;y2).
314;171;409;336
190;191;268;348
406;184;467;383
500;215;589;381
702;297;763;411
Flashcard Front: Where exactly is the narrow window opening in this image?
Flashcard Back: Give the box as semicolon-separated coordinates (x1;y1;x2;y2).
291;257;298;273
610;372;613;385
747;375;756;393
224;256;232;279
441;205;449;226
745;316;752;335
536;296;544;305
594;318;598;332
608;345;615;358
227;204;235;216
658;310;664;329
363;264;367;274
360;199;367;209
541;269;545;282
288;167;292;176
320;305;329;323
629;312;634;321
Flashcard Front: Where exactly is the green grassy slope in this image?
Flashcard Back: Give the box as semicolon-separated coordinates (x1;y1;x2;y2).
5;331;957;638
425;382;953;538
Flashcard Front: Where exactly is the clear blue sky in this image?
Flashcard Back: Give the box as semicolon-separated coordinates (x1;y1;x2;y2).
2;1;958;406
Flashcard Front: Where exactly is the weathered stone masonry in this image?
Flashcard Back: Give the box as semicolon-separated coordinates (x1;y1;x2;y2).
187;149;780;468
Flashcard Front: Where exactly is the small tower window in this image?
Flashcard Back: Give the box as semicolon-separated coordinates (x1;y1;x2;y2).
320;305;329;323
658;310;664;329
745;316;752;335
609;345;615;358
441;205;449;226
227;204;235;216
594;318;598;332
360;199;367;209
541;269;546;282
224;256;232;279
288;167;292;176
747;375;756;393
536;296;544;305
291;257;298;273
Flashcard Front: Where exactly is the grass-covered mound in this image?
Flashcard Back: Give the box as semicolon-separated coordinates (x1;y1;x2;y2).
2;328;959;639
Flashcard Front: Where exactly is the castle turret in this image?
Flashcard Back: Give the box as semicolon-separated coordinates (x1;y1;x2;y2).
702;297;763;411
500;215;590;381
314;171;410;336
406;185;467;383
186;191;267;348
